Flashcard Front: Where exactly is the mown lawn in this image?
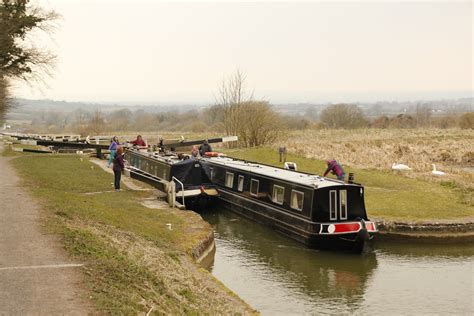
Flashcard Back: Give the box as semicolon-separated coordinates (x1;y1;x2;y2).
7;151;252;314
0;143;51;156
10;155;196;248
223;147;473;222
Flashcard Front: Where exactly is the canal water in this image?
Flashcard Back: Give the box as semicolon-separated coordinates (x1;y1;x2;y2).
201;208;474;315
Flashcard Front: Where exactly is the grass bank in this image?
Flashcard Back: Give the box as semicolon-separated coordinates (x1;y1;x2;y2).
6;149;254;314
223;147;473;222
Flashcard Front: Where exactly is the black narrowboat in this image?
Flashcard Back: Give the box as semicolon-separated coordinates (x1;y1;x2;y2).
124;149;217;208
200;156;377;252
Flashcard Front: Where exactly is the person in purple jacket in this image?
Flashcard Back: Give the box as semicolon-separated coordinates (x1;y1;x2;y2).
108;136;119;167
323;160;346;181
113;146;125;191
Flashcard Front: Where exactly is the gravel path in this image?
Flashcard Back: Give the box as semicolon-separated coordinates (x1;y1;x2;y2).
0;145;92;314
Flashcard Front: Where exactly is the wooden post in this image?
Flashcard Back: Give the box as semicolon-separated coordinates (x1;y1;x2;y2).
278;147;287;163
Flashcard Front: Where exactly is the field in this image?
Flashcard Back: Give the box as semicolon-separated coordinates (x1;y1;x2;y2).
276;128;474;191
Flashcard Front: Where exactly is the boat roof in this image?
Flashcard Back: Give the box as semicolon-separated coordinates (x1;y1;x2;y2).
132;150;183;164
204;156;348;189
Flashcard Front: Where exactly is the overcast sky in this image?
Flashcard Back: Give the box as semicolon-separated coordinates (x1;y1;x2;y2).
12;0;473;104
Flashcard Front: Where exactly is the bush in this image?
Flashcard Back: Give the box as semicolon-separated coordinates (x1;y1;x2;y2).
371;115;390;129
459;112;474;129
237;101;281;147
320;104;368;129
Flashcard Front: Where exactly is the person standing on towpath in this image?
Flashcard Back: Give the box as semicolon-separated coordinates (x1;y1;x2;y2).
108;136;119;167
113;147;125;191
323;160;346;181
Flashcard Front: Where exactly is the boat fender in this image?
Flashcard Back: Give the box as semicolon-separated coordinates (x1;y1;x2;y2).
204;152;219;157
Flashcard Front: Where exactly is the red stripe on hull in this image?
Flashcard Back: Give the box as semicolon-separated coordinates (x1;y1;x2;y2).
334;222;361;233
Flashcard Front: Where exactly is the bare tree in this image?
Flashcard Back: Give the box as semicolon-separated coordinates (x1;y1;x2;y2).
414;104;432;127
108;109;132;131
215;70;281;147
88;109;105;135
215;69;254;141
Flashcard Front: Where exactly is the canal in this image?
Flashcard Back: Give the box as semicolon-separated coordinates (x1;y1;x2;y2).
201;208;474;315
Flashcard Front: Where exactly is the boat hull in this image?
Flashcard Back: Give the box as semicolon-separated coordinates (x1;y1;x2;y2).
217;188;375;253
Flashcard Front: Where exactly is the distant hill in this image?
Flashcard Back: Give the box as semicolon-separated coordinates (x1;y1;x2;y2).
7;97;473;121
10;98;205;114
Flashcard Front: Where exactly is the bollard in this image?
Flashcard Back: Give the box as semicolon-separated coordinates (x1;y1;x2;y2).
168;181;176;208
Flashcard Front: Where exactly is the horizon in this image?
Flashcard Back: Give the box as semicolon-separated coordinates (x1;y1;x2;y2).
12;94;473;110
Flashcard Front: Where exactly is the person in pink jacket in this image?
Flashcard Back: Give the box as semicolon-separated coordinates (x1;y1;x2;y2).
323;160;345;181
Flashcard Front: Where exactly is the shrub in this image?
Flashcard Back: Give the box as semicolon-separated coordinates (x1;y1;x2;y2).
320;104;368;129
459;112;474;129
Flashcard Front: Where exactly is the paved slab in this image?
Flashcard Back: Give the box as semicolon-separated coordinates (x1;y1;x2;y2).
0;145;92;314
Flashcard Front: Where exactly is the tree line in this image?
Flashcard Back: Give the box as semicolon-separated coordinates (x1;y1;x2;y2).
23;100;473;141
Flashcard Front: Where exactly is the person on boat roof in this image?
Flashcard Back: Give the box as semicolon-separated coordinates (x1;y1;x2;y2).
323;160;345;181
130;135;147;147
191;145;199;158
199;139;212;156
157;137;164;152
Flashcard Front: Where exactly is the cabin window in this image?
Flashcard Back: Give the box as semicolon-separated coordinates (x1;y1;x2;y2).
250;179;259;197
225;172;234;188
290;190;304;211
272;185;285;205
340;190;347;220
237;175;244;192
329;190;337;220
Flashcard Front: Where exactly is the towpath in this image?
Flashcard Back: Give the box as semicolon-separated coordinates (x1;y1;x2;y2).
0;145;92;314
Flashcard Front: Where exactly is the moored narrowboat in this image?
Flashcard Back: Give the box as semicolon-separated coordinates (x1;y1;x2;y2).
124;148;218;209
200;156;377;252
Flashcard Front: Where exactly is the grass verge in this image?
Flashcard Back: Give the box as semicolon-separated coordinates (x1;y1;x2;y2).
223;147;473;222
7;150;254;314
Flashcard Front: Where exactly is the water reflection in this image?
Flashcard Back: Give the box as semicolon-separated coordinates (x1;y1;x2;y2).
201;207;474;315
202;208;378;314
376;240;474;259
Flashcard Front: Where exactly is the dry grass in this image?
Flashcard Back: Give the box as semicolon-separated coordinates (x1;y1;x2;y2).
276;128;474;192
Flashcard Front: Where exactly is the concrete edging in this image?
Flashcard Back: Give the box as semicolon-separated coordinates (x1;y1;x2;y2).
375;219;474;243
192;231;216;267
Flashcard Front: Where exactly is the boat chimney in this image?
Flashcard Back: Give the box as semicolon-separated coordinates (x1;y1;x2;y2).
348;173;355;183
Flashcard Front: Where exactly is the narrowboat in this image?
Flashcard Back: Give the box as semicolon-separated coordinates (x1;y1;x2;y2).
124;148;218;209
199;156;377;252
